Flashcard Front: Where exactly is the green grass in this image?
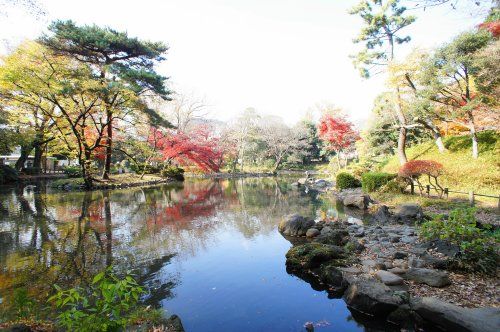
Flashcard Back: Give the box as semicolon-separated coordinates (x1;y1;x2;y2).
381;131;500;198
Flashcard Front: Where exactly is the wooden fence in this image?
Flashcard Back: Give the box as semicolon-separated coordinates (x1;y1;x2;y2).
410;182;500;210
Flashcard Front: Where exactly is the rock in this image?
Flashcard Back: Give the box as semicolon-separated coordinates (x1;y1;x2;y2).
305;228;320;238
343;194;370;210
320;265;348;294
394;204;424;223
401;235;418;244
339;267;362;274
314;228;349;246
285;243;345;270
344;279;406;316
278;214;315;237
361;259;386;272
387;267;407;275
375;270;404;286
406;268;451;287
387;304;413;327
297;177;308;185
411;297;500;332
371;205;392;223
393;251;408;259
164;315;185;332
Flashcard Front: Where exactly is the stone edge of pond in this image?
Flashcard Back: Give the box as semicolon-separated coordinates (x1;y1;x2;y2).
279;214;500;332
49;177;179;192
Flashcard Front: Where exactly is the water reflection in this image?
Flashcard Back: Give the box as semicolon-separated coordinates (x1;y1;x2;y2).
0;178;376;331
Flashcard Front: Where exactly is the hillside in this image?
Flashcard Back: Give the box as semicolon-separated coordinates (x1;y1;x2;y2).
381;131;500;198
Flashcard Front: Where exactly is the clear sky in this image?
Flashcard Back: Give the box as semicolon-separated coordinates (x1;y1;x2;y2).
0;0;490;127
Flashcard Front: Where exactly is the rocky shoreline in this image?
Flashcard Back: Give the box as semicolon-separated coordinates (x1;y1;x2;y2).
279;200;500;331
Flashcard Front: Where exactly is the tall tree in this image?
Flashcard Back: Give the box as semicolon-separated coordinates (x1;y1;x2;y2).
40;20;171;179
350;0;416;164
419;30;492;158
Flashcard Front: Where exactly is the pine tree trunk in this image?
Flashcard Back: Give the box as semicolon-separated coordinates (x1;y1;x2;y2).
102;112;112;179
33;143;43;174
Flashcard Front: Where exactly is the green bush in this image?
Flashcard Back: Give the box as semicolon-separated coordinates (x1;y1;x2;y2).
130;163;161;174
63;165;83;178
419;208;499;275
0;165;19;184
361;172;396;192
160;166;185;181
49;269;146;332
379;178;406;193
336;172;361;190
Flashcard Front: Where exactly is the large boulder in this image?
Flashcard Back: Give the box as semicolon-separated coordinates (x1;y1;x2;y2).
285;243;345;270
344;279;407;316
278;214;315;237
394;204;424;223
343;194;370;210
313;227;349;246
411;297;500;332
371;205;392;223
405;268;451;287
319;264;348;295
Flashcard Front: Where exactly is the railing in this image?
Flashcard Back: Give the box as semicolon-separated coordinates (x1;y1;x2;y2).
411;182;499;210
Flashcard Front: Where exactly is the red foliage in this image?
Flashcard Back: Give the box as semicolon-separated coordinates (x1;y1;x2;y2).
317;114;359;152
479;21;500;38
152;126;223;172
398;160;444;178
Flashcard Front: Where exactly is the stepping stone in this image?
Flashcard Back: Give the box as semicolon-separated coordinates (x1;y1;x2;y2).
375;270;404;286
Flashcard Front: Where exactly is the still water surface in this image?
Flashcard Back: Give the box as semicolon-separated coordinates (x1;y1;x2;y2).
0;177;391;331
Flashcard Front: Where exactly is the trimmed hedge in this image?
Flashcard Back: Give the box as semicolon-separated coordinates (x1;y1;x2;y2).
336;172;361;190
361;172;396;192
130;163;161;175
160;166;185;181
0;165;19;184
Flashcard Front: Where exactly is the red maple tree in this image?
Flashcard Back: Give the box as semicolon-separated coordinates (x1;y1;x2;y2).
317;114;359;168
152;126;223;172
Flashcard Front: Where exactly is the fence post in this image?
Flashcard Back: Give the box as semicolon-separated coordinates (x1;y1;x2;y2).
444;188;449;199
469;191;475;206
426;185;430;197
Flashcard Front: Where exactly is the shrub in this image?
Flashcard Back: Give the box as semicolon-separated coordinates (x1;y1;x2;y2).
160;166;185;181
0;165;19;184
130;163;161;175
419;208;499;275
361;172;396;192
336;172;361;190
398;160;444;195
63;165;83;178
379;178;406;193
49;269;146;332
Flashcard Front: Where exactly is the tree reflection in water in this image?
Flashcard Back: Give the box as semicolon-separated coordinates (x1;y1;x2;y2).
0;177;358;319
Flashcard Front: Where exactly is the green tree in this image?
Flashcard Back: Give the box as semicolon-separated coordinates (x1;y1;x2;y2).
419;30;492;158
40;20;171;179
350;0;416;164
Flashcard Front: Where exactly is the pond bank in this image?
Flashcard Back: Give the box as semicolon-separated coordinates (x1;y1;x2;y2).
279;205;500;332
47;174;177;191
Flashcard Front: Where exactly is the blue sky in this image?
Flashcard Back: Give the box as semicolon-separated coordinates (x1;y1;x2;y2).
0;0;491;127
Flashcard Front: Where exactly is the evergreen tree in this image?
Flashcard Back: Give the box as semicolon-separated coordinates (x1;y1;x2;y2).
40;20;172;179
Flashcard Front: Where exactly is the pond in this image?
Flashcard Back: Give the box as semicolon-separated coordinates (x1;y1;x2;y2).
0;177;394;331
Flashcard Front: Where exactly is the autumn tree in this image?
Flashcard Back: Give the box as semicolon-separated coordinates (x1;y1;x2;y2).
317;114;359;169
40;20;171;179
258;116;308;172
419;30;492;158
350;0;416;164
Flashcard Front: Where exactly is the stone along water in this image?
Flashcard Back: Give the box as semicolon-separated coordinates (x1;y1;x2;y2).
0;178;395;331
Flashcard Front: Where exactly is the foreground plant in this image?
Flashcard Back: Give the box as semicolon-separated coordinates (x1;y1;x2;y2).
48;269;146;331
419;208;499;275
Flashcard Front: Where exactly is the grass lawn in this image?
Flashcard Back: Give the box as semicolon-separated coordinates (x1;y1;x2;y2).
380;131;500;202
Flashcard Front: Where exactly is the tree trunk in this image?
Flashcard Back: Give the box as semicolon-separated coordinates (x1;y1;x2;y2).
416;118;447;153
468;113;479;159
395;88;408;165
33;142;43;174
102;112;112;179
15;145;32;171
82;150;93;189
336;151;341;170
